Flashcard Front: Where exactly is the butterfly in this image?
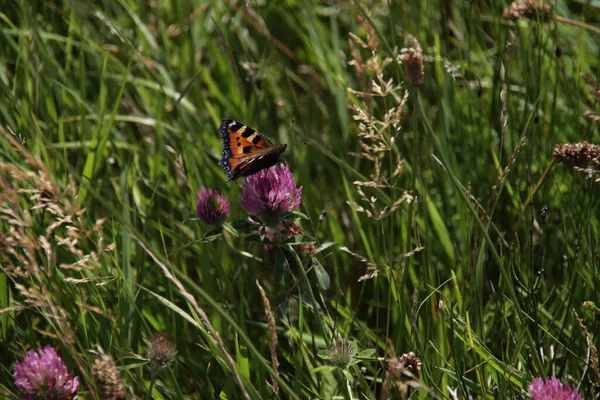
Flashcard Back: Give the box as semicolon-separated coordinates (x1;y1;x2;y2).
218;119;287;181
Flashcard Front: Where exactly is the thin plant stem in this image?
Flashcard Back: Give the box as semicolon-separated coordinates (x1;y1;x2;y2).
286;244;331;347
555;15;600;35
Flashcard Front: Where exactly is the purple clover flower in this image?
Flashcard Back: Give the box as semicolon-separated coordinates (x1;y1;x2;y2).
240;164;302;226
13;345;79;400
196;186;230;225
529;377;582;400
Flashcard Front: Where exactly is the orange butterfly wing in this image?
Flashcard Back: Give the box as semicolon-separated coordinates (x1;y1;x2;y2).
218;119;287;181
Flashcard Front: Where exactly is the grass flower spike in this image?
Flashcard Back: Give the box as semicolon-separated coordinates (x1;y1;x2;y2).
91;348;127;400
400;35;424;87
529;377;583;400
13;345;79;400
196;186;230;225
240;163;302;226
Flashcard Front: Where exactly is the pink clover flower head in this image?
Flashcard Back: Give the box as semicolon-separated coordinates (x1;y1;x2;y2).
240;164;302;226
13;345;79;400
529;377;583;400
196;186;230;225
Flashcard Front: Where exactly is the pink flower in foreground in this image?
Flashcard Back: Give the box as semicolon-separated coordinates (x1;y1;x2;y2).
240;164;302;225
529;377;582;400
196;186;230;225
13;345;79;400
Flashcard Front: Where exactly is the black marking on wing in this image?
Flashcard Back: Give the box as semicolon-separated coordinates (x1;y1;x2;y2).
241;127;256;138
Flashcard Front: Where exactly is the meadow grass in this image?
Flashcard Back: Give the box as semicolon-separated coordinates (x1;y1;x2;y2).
1;1;599;399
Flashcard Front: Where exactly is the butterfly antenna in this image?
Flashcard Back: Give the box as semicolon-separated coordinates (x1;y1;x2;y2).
174;67;202;109
281;119;295;144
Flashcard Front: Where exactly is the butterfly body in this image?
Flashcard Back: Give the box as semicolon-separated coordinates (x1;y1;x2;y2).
218;119;287;181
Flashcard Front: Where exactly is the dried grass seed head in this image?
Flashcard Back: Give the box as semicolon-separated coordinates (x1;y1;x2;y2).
553;142;600;169
91;348;127;400
400;35;424;87
386;351;422;382
502;0;553;22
